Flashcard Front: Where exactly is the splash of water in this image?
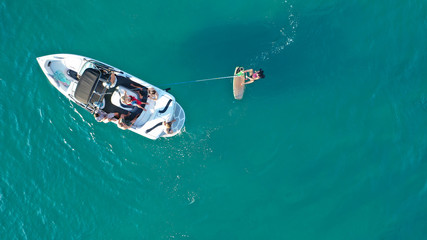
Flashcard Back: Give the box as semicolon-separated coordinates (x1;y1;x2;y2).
250;0;298;65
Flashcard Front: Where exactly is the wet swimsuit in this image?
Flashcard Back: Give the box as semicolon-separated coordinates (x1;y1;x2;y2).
237;70;245;77
251;72;259;79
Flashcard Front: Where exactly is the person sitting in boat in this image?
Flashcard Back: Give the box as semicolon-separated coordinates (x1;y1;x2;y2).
130;83;147;99
242;69;265;85
101;70;117;89
117;113;140;130
120;91;149;111
147;88;158;101
130;83;158;101
107;72;117;88
94;110;119;123
163;119;176;134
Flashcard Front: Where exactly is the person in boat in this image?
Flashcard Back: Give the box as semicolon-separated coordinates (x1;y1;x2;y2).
130;83;158;101
147;88;158;101
94;110;119;123
121;91;149;111
130;83;146;99
106;72;117;88
117;113;140;130
163;119;176;134
242;69;265;85
100;70;117;88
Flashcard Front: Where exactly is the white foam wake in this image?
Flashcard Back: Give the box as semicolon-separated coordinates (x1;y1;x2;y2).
251;0;298;65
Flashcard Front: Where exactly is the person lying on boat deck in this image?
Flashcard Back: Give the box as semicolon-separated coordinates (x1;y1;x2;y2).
117;113;140;130
94;110;119;123
163;119;176;134
121;91;149;111
242;69;265;85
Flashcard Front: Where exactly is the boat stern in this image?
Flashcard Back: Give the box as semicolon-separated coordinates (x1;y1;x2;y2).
164;102;185;137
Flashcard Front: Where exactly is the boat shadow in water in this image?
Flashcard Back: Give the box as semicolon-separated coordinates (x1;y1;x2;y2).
180;23;277;76
179;23;297;99
181;14;350;99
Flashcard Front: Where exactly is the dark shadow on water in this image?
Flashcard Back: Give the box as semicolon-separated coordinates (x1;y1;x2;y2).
179;12;351;99
179;23;279;79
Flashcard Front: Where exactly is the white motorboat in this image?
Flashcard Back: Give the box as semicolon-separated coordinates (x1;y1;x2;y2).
37;54;185;140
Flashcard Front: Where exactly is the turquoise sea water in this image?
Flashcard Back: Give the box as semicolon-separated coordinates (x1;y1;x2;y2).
1;0;427;238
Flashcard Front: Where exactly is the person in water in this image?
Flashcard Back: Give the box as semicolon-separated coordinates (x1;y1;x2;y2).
117;112;140;130
242;69;265;85
163;119;176;134
121;91;149;111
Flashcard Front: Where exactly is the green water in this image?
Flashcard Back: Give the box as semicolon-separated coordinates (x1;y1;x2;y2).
1;0;427;239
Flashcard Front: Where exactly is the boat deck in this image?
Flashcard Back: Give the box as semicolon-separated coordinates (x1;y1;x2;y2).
99;75;149;120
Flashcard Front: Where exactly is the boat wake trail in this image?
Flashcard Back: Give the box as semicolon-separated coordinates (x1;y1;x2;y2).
250;0;297;65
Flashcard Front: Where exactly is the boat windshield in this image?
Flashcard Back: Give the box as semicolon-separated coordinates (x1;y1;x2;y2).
78;61;97;76
91;61;115;72
79;59;116;76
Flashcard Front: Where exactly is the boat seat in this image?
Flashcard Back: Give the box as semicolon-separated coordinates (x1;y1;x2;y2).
67;69;79;81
